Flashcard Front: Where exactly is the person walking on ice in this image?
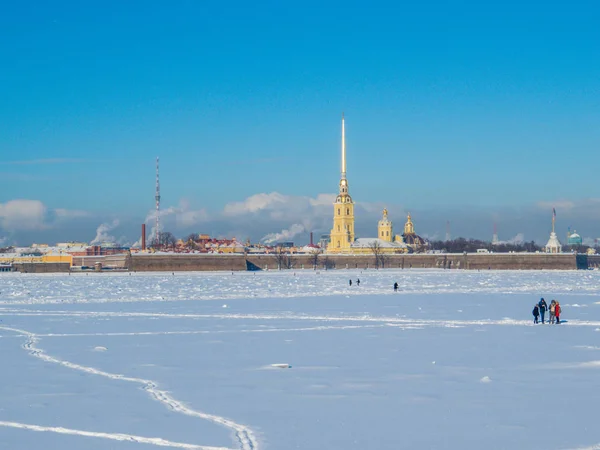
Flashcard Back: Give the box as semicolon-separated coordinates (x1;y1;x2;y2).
538;298;548;324
532;304;540;324
393;282;398;292
349;279;352;286
356;279;360;286
555;301;561;324
549;300;556;324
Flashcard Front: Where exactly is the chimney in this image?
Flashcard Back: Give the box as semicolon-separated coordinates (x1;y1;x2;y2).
310;231;313;246
141;224;146;251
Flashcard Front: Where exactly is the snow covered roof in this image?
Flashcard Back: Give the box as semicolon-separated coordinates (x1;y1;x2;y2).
298;245;322;253
351;238;407;248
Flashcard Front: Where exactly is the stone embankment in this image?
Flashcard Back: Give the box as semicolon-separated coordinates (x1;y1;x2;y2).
13;262;71;273
129;253;587;272
9;253;598;273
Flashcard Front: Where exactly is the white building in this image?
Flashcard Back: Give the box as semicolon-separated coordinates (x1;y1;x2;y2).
544;210;562;254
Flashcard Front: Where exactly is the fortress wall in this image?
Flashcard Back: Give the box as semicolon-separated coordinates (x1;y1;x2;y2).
250;254;577;271
460;253;576;270
130;253;578;272
13;262;71;273
9;253;579;273
586;255;600;269
129;254;247;272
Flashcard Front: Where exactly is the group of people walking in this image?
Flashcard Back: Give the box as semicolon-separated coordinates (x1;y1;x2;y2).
533;297;561;324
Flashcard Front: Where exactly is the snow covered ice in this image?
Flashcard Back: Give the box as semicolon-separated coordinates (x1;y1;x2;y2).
1;269;600;449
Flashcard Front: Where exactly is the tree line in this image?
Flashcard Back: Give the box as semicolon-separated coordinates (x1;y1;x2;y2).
429;237;598;254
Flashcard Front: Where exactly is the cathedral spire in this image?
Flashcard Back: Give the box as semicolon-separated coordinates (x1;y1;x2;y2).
341;113;346;180
338;114;349;196
328;114;355;253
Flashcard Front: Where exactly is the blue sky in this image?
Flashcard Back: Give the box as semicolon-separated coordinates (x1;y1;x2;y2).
1;1;599;246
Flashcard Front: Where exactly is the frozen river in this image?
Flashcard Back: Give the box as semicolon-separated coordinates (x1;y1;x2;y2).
1;270;599;449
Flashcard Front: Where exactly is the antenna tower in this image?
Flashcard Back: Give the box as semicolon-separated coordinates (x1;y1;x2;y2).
155;157;161;246
492;222;499;244
445;221;451;241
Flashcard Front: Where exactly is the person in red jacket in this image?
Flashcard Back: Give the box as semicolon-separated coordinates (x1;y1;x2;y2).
554;301;561;324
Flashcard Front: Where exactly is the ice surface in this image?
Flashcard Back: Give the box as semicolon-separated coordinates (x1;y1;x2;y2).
0;269;599;449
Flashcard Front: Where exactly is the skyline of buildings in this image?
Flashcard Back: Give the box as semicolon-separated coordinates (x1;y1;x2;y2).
1;115;596;252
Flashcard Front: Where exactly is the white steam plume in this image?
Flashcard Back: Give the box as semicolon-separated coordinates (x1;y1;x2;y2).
261;224;305;244
90;219;120;245
506;233;525;245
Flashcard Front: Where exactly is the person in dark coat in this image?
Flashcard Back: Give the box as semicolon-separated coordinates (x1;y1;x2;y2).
356;279;360;286
393;282;399;292
349;279;352;286
538;298;548;324
532;304;540;324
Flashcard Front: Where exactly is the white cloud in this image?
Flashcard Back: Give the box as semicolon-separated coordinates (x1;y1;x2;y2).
142;199;209;232
309;193;336;207
176;209;209;228
0;199;47;230
217;191;407;243
0;199;93;235
223;192;287;215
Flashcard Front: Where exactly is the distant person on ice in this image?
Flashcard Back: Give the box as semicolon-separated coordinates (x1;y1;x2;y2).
356;279;360;286
532;304;540;324
538;298;548;324
393;282;398;292
555;301;561;324
349;279;352;286
549;300;556;324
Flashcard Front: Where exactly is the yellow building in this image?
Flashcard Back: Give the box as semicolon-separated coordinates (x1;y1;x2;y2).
42;254;73;265
0;255;42;264
324;116;427;254
0;253;72;266
346;209;408;254
404;213;415;235
327;114;356;253
378;209;393;242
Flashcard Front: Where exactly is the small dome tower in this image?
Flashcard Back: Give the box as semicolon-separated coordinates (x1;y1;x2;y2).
378;209;393;242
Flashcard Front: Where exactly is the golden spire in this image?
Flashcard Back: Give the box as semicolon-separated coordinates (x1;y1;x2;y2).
338;113;350;197
341;113;346;179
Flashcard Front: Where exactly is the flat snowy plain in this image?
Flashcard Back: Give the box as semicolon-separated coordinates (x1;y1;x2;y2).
1;269;600;450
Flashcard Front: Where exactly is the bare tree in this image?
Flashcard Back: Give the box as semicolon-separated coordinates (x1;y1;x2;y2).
309;248;323;269
368;240;388;269
185;233;198;250
274;245;292;270
321;254;335;270
150;231;177;251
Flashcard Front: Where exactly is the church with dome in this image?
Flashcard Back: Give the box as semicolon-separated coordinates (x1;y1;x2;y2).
567;229;583;246
326;116;428;254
